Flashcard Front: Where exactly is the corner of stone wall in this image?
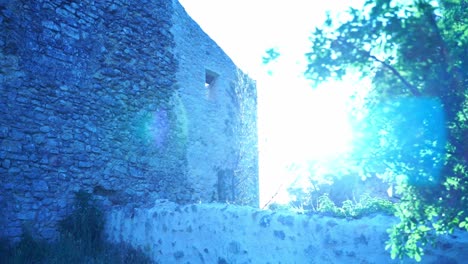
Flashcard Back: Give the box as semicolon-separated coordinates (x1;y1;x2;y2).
171;1;260;207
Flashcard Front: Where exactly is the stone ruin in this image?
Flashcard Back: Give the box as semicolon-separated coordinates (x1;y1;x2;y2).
0;0;258;241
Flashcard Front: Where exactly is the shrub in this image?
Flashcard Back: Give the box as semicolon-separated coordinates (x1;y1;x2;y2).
0;230;49;264
1;190;153;264
58;190;104;255
315;193;396;218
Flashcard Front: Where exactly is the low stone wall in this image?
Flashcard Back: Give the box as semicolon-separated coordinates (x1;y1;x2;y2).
105;200;468;263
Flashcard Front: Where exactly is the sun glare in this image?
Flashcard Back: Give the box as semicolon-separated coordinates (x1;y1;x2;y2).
258;72;362;207
179;0;371;208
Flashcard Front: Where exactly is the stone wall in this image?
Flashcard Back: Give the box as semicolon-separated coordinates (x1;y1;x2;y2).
0;0;258;241
171;2;259;206
106;200;468;264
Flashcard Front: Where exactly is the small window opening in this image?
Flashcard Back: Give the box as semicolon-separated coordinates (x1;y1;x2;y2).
205;69;218;88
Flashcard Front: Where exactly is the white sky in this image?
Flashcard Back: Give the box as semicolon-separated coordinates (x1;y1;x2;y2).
179;0;367;207
179;0;364;76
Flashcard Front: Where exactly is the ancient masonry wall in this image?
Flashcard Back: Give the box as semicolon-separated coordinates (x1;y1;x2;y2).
171;2;259;206
106;201;468;264
0;0;258;241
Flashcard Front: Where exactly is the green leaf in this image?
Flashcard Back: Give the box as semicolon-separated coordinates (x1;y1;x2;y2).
459;221;466;228
414;252;422;262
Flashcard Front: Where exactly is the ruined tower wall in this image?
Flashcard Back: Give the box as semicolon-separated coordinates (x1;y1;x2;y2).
171;2;259;205
0;0;258;241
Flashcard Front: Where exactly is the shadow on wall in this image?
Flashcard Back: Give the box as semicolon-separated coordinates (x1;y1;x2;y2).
217;169;235;202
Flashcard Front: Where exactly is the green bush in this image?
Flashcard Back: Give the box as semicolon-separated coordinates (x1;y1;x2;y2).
0;230;49;264
272;191;396;218
315;193;396;218
58;190;104;255
1;190;153;264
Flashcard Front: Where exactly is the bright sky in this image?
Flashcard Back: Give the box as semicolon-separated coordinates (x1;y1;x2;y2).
179;1;365;75
179;0;368;207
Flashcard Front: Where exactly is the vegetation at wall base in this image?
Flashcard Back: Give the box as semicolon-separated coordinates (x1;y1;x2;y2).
269;193;396;219
0;190;153;264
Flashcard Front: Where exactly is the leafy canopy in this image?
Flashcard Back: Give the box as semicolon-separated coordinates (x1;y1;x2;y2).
305;0;467;261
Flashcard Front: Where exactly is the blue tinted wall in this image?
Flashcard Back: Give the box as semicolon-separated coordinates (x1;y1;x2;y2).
0;0;258;241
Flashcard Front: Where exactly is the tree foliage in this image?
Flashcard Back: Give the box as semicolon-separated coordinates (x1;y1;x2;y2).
306;0;467;261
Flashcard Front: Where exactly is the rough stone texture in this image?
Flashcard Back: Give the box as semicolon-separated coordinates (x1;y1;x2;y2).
171;2;258;206
106;201;468;264
0;0;258;241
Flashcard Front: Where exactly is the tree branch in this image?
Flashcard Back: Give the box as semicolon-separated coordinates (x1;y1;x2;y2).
335;38;421;96
369;55;422;96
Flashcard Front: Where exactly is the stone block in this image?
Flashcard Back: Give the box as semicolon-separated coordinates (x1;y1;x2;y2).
0;126;9;138
40;126;51;133
4;183;14;190
129;167;144;179
61;133;73;141
10;130;25;140
8;167;20;174
1;159;11;169
0;140;22;153
33;180;49;192
24;143;36;152
4;227;22;238
41;20;60;31
78;161;93;168
8;154;28;161
17;211;36;220
33;134;46;144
